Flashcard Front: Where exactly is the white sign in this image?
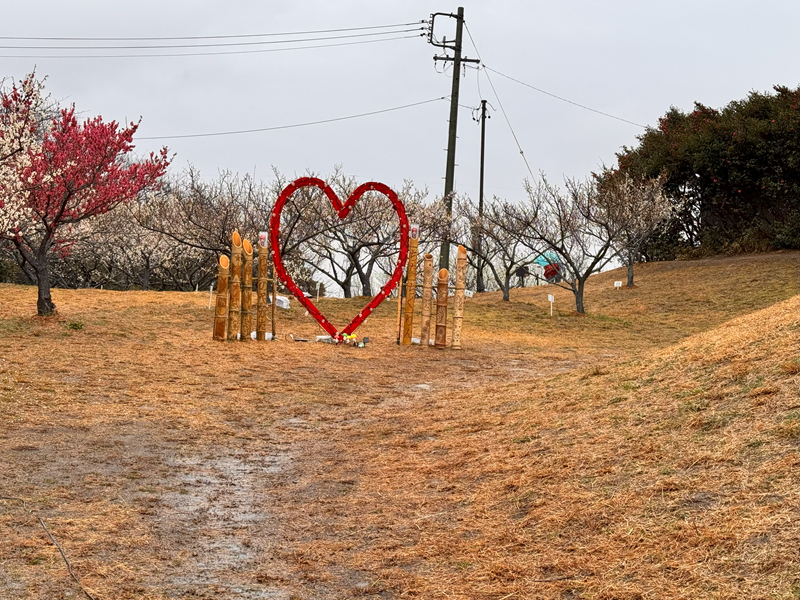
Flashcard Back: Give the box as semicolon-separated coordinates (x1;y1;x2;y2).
614;281;623;289
547;294;554;303
258;231;268;247
464;289;474;298
409;223;420;239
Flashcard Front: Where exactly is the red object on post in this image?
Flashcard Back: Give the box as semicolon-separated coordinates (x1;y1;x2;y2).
269;177;409;342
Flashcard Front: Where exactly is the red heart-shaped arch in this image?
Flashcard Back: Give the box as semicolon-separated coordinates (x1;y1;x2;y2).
269;177;409;341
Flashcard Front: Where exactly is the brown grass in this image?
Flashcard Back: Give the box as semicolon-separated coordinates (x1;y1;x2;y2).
0;251;797;599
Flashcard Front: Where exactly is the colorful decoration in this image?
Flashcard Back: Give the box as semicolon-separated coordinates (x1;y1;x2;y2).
269;177;409;342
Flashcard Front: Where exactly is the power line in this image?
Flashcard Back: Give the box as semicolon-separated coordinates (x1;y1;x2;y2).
484;66;646;128
0;27;424;51
0;34;420;59
0;21;425;42
136;97;449;140
463;23;536;179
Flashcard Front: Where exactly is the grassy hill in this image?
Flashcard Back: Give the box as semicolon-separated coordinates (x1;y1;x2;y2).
0;251;797;599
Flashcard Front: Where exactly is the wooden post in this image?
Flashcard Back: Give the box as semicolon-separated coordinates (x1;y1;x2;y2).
270;256;277;341
401;237;419;345
256;239;269;341
227;230;242;341
240;238;253;341
212;255;230;341
435;268;449;349
419;253;434;347
452;245;467;350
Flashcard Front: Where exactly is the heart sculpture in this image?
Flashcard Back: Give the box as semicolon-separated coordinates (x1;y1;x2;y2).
269;177;409;342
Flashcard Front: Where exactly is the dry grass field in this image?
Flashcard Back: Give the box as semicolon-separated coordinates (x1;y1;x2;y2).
0;251;798;599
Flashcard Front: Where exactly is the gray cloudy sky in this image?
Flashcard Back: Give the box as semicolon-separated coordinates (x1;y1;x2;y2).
2;1;798;201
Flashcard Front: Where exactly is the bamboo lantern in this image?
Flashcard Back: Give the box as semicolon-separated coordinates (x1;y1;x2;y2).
240;238;253;341
227;230;242;341
212;255;230;341
451;245;467;349
256;239;269;341
435;268;449;349
419;253;434;347
401;236;419;345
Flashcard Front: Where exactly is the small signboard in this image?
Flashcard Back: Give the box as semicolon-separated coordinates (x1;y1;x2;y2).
464;289;474;298
547;294;554;303
409;223;420;239
258;231;268;247
614;281;623;289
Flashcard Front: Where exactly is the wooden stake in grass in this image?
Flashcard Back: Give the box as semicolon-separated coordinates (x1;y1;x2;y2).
212;255;230;341
270;255;277;341
435;268;449;349
420;253;434;347
256;239;269;341
227;230;242;341
401;236;419;345
452;245;467;350
240;238;253;342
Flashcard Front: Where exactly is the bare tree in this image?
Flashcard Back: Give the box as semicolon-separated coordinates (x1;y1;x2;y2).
596;171;677;286
516;176;622;314
452;195;540;301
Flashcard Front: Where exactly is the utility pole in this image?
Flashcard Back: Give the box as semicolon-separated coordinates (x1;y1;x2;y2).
476;99;488;293
428;7;479;271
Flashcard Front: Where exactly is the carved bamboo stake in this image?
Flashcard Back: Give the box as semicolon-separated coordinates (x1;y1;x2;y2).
227;230;242;341
452;245;467;350
435;268;449;349
256;239;269;341
419;253;434;347
401;237;419;345
240;238;253;341
212;255;230;341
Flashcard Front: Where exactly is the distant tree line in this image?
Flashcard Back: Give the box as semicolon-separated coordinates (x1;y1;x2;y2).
3;73;795;316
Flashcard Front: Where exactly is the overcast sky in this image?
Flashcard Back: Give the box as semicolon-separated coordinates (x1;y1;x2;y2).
2;1;798;203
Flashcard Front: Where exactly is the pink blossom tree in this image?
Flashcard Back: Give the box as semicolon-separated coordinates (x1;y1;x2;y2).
1;102;170;314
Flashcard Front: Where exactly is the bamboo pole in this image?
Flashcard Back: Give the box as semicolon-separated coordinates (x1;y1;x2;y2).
240;238;253;341
419;253;434;347
256;239;269;341
270;257;277;341
212;255;230;341
435;268;449;349
451;245;467;350
227;230;242;341
401;237;419;345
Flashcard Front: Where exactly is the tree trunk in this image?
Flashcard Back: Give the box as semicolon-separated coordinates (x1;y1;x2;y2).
626;250;635;287
574;279;585;314
35;258;56;315
476;257;485;293
502;273;511;302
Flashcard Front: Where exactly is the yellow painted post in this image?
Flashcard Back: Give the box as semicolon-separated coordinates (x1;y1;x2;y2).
419;253;434;347
227;231;242;341
401;237;419;345
435;268;449;349
212;255;229;341
256;238;269;341
451;245;467;349
240;239;253;341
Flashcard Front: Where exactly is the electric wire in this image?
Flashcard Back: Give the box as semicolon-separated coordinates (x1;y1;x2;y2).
0;21;425;41
0;34;420;59
484;66;646;128
136;97;449;140
0;27;424;50
463;23;536;179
